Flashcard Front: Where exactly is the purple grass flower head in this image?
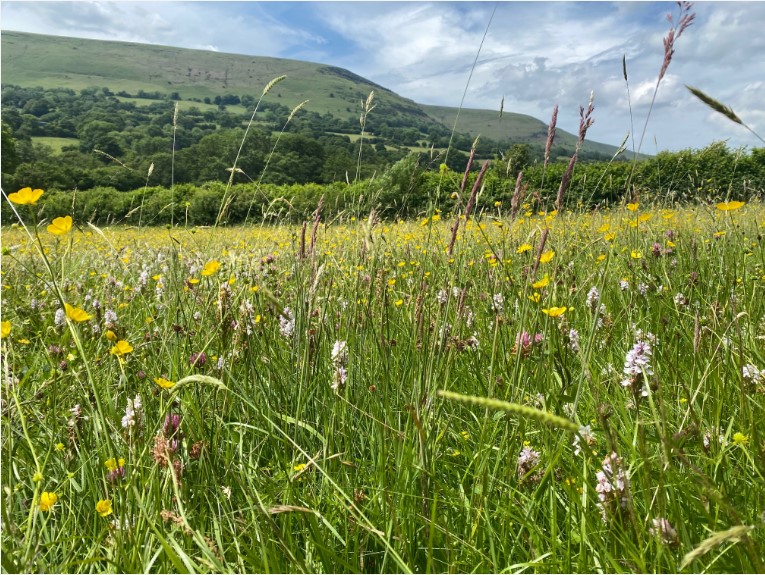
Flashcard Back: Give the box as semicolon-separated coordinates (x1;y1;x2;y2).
190;351;207;368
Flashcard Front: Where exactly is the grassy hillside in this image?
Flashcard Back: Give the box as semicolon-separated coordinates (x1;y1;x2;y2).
1;31;431;128
1;30;627;156
421;104;623;159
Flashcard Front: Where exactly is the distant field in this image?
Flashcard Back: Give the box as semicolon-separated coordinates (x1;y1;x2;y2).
31;136;80;153
115;96;249;116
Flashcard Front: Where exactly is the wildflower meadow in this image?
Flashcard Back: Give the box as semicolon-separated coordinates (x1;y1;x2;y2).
2;3;765;573
2;190;764;572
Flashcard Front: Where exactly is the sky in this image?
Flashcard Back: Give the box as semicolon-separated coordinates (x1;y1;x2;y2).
2;1;764;152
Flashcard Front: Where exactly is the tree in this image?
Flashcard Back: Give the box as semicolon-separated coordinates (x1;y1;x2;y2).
1;123;20;175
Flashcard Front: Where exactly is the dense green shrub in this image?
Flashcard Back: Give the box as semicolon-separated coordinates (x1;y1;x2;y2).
2;143;763;227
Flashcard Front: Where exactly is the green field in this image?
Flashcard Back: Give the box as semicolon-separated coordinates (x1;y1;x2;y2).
31;136;80;153
2;196;764;573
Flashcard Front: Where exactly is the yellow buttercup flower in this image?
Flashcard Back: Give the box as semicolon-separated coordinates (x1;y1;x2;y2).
1;321;10;339
627;202;639;212
542;306;566;317
154;377;175;389
732;432;749;446
110;340;133;356
630;250;643;259
201;260;221;276
539;250;555;264
516;243;533;254
716;201;744;212
47;216;73;235
532;275;550;289
65;303;92;323
39;491;58;512
8;187;44;205
96;499;113;517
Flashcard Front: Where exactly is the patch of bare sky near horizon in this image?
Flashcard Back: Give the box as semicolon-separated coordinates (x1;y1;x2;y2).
1;1;763;151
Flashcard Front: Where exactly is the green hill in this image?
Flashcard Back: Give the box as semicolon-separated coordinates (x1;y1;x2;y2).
420;104;623;160
1;30;627;157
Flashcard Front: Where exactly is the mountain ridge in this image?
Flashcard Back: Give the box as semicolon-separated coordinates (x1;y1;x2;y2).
1;30;626;158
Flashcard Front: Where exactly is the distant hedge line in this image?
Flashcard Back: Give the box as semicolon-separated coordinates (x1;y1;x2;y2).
3;143;763;226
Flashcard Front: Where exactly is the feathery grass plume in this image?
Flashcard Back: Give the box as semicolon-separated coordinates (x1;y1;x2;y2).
242;98;309;225
171;101;179;226
659;2;695;83
510;171;524;221
543;104;558;170
217;75;287;227
635;2;695;157
680;524;755;570
438;390;579;432
310;195;325;257
531;228;549;278
138;162;154;227
463;159;489;221
355;91;376;183
555;93;594;211
686;85;765;145
299;221;307;260
460;139;479;193
287;99;309;123
622;55;637;158
262;74;286;97
448;143;484;256
92;149;132;170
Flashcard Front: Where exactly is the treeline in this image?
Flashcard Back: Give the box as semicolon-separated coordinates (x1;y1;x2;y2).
1;84;618;195
3;143;762;227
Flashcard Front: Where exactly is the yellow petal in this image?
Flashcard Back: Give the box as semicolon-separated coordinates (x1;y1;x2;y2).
154;377;175;389
8;187;44;205
201;260;220;276
716;201;745;211
47;215;73;235
110;340;133;356
65;303;93;322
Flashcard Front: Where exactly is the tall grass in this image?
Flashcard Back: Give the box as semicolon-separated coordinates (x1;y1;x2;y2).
3;2;765;573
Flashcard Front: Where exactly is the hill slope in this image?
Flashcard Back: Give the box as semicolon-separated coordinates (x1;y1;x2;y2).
1;31;626;157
